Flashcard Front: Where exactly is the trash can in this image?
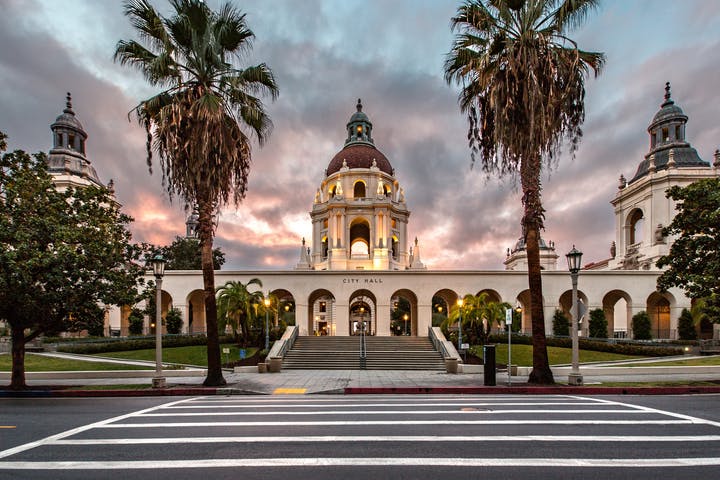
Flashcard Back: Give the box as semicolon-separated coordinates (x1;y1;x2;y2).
483;344;496;386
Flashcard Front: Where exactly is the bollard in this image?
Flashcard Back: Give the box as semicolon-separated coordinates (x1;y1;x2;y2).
483;344;496;386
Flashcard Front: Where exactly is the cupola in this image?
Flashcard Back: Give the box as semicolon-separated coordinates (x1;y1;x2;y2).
628;83;708;183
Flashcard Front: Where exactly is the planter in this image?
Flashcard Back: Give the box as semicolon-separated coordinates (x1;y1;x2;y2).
257;362;267;373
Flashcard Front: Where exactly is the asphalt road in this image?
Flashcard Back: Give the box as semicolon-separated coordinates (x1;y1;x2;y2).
1;394;720;480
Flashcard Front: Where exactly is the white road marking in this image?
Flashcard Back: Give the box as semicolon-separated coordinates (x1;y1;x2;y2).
49;435;720;445
571;395;720;428
3;457;720;469
161;401;606;409
139;408;642;416
0;397;195;460
99;419;694;428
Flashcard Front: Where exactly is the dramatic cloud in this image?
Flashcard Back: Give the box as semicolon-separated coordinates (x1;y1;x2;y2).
1;0;719;271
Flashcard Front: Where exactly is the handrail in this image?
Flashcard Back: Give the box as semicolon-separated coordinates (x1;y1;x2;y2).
429;326;461;362
359;324;367;369
268;325;298;360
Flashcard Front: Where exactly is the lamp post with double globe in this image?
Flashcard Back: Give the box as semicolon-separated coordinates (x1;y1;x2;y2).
457;297;464;351
264;294;271;351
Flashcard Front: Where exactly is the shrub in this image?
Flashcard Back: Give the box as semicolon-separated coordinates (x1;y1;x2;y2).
128;308;145;336
588;309;608;339
165;308;183;335
552;309;569;336
56;334;235;354
677;308;697;340
632;311;652;340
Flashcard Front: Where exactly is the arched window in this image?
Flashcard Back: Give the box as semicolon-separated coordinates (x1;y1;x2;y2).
353;181;366;199
350;220;370;256
628;209;644;245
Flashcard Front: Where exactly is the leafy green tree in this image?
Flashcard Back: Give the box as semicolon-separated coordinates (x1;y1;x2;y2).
677;308;697;341
632;311;652;340
552;309;569;336
115;0;278;386
444;293;510;345
216;278;264;346
155;236;225;270
128;308;145;335
444;0;604;384
0;132;145;389
588;308;608;339
165;307;183;334
657;178;720;319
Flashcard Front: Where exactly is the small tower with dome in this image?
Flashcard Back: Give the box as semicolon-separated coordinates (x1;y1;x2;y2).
606;83;716;270
303;99;421;271
46;93;107;192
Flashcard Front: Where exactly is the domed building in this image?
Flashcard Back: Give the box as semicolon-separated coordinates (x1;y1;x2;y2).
297;99;425;272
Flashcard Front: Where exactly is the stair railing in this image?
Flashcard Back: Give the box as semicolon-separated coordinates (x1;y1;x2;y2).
359;322;367;369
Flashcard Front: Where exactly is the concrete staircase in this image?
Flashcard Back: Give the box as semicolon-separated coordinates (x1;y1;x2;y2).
282;336;446;371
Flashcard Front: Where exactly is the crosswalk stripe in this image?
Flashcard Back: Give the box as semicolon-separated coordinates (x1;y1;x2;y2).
49;435;720;445
161;401;606;409
138;409;643;416
99;419;694;428
3;457;720;469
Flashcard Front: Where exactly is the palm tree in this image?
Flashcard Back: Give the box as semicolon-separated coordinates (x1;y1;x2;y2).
216;279;264;346
444;0;604;384
115;0;279;386
445;293;511;344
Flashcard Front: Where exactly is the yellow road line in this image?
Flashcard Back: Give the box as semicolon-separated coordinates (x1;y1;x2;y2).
0;426;17;429
273;388;307;395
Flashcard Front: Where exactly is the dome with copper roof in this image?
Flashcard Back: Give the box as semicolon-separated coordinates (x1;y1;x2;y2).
326;99;393;176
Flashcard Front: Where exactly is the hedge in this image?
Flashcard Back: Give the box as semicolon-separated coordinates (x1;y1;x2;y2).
56;335;235;355
486;334;683;357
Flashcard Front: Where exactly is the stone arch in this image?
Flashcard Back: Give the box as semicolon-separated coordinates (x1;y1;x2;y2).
119;304;132;337
308;289;335;336
270;288;296;328
602;290;632;339
647;291;675;339
186;289;205;334
432;289;455;327
477;289;502;303
627;208;644;245
353;180;366;199
559;289;589;320
691;298;714;339
390;289;418;336
349;289;376;336
149;290;173;335
516;290;545;334
350;218;370;256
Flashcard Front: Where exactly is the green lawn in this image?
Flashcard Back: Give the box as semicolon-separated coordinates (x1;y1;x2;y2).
611;355;720;367
474;344;645;366
0;353;151;372
93;344;257;367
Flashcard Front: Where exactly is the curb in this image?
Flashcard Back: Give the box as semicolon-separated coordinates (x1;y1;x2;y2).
344;386;720;395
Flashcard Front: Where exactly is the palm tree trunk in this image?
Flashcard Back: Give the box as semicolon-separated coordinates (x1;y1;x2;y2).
198;200;226;387
521;157;555;385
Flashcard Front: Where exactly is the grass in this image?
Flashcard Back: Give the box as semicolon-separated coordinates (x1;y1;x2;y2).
611;355;720;367
591;380;720;387
476;344;645;367
0;353;151;372
93;344;257;367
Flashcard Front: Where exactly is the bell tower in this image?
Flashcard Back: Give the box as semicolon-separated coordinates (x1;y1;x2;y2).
301;100;424;271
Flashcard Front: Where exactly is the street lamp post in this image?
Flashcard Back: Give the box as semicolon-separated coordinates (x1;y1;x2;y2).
151;253;166;389
457;297;464;352
264;294;271;351
403;313;409;335
566;245;584;386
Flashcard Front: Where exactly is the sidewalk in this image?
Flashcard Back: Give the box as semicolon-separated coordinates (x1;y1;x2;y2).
4;367;720;396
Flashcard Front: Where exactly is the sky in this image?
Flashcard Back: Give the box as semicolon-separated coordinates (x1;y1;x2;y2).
1;0;719;271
